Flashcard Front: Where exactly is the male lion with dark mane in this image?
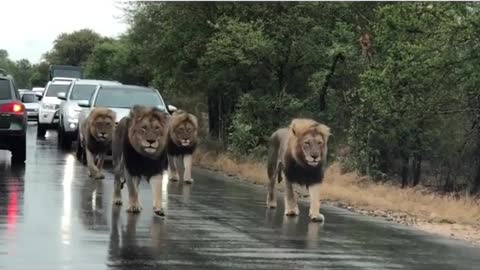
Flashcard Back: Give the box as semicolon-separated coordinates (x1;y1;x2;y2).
167;110;198;184
267;118;331;222
78;107;116;180
112;105;170;216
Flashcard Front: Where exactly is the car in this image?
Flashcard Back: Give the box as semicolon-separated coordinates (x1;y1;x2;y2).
52;77;78;83
76;84;177;162
32;87;45;96
0;69;27;164
37;80;72;137
20;92;40;121
56;79;122;149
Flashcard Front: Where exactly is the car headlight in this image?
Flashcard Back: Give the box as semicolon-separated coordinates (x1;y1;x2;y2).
68;107;81;119
42;103;56;110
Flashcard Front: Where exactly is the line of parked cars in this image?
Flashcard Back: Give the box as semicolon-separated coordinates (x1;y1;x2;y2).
0;68;177;164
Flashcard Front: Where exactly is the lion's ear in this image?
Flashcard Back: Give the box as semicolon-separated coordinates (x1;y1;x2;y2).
316;124;331;142
130;105;145;119
108;110;117;122
152;108;170;123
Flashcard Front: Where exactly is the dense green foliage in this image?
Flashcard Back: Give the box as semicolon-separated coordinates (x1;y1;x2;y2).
3;2;480;192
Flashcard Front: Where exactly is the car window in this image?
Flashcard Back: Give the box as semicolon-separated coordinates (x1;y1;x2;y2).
94;88;165;110
70;84;97;100
22;94;38;103
0;79;12;100
45;83;71;97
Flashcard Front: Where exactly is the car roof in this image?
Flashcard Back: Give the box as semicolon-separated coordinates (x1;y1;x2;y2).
48;80;72;86
52;77;77;82
99;84;156;92
74;79;122;86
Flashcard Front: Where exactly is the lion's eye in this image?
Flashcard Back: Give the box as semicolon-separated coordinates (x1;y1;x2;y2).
304;142;310;147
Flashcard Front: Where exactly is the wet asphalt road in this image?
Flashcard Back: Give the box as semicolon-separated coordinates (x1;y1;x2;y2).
0;125;480;270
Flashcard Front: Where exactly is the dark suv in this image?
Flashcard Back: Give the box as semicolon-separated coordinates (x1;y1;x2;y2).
0;69;27;164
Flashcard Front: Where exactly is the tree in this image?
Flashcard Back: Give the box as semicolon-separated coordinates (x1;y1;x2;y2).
44;29;104;66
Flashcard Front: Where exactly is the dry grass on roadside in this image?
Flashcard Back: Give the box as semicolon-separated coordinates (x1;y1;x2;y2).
193;146;480;226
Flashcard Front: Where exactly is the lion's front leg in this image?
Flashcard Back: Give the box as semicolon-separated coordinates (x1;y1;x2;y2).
266;165;278;208
86;149;104;180
150;171;167;216
183;154;193;184
168;154;180;181
126;174;142;213
95;154;106;178
284;178;299;216
308;183;324;223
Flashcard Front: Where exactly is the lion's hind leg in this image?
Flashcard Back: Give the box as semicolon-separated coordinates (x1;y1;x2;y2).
284;179;299;216
113;171;123;206
266;162;280;209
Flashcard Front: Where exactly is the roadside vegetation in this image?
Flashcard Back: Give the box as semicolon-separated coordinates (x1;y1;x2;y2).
2;2;480;241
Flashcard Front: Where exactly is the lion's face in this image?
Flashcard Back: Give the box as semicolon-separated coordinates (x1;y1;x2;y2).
128;106;170;156
290;119;331;167
171;119;198;147
298;132;326;166
89;109;116;142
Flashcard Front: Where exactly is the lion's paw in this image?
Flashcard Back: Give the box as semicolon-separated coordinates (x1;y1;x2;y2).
184;178;194;184
309;213;325;223
266;200;277;209
94;173;105;180
126;203;142;213
113;197;123;206
169;175;179;182
153;208;165;217
285;206;300;217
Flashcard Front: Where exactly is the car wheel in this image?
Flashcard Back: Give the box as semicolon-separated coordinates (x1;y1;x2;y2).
58;125;72;150
76;138;86;164
37;124;46;138
11;135;26;164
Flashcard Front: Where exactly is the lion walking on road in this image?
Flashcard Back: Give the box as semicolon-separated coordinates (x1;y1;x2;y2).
112;105;170;216
78;108;116;180
167;110;198;184
267;118;331;222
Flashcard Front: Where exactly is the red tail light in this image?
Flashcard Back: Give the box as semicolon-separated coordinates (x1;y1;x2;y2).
0;102;25;115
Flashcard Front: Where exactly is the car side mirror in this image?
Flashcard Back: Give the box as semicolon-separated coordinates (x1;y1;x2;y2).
35;92;43;101
167;104;177;113
57;92;66;100
78;100;90;108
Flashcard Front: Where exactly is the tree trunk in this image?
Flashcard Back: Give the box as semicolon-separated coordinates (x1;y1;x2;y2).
401;155;410;188
208;94;219;139
412;153;422;187
319;53;344;112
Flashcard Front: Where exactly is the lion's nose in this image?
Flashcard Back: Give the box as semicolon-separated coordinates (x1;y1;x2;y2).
311;153;320;160
147;139;155;145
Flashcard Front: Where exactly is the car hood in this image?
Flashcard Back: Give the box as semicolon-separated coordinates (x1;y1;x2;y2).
78;107;131;124
109;108;131;123
41;96;62;105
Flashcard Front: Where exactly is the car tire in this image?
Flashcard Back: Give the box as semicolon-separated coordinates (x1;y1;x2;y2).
58;125;72;150
76;138;86;164
37;123;47;138
11;135;26;164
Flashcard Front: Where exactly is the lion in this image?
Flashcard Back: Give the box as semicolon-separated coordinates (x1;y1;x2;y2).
112;105;170;216
266;118;331;222
78;107;116;180
167;110;198;184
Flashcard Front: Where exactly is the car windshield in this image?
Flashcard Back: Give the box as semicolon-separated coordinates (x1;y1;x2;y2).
22;94;38;103
70;84;97;100
0;79;11;100
94;88;165;109
45;83;71;97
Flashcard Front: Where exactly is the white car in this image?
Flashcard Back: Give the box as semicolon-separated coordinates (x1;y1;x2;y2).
20;92;40;121
76;84;177;162
56;79;121;149
37;80;72;137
